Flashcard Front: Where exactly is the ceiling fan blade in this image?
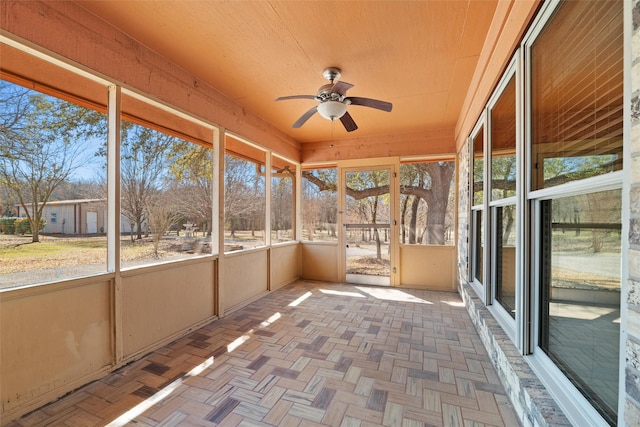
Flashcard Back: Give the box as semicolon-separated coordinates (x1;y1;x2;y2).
292;106;318;128
275;95;317;101
346;97;393;112
331;81;354;96
340;111;358;132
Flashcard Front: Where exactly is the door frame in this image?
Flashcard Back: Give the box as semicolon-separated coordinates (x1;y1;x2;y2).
337;157;400;286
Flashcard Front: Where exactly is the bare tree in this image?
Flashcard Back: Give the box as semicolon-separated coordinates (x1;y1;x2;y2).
146;196;180;258
303;161;455;245
302;169;337;241
302;195;321;241
224;154;264;240
271;169;293;241
120;122;175;240
167;144;213;236
346;170;389;259
0;81;105;242
400;162;455;244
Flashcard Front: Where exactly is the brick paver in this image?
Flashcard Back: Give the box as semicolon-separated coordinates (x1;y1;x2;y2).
8;280;520;426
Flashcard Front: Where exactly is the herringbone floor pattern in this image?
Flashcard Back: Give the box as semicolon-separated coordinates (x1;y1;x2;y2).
9;280;520;426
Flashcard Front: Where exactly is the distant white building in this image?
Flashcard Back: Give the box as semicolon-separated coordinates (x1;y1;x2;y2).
15;199;141;235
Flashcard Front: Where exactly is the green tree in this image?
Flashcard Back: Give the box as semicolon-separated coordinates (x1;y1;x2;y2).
490;155;516;199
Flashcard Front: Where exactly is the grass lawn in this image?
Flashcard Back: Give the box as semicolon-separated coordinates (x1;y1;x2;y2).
1;236;106;274
0;234;208;277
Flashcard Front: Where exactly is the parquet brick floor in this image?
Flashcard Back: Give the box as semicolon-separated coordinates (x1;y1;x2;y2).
9;280;521;427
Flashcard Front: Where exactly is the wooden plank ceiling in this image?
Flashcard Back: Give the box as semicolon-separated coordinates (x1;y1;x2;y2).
76;1;498;145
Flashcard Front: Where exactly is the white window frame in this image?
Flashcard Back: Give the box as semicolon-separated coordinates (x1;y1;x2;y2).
486;55;521;346
398;155;457;247
469;115;489;302
223;133;270;252
527;188;620;427
299;163;339;244
119;88;219;269
270;152;298;246
521;0;624;425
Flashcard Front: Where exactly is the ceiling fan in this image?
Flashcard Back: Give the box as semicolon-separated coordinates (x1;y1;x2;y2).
275;67;393;132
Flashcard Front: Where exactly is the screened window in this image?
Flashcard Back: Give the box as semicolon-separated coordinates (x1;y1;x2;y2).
120;94;214;268
399;161;455;245
301;167;338;241
271;155;295;243
224;137;266;252
0;75;107;288
530;0;623;191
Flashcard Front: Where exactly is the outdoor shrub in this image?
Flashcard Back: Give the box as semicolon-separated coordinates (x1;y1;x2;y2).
13;218;46;235
0;217;17;234
14;218;30;235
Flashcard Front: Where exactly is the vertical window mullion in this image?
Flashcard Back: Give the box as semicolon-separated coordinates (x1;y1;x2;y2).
107;85;121;273
483;114;491;304
470;115;487;301
538;199;552;351
211;127;221;257
265;153;272;247
470;160;478;283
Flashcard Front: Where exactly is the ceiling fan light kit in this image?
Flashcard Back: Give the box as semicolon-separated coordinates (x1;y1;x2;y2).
275;67;392;132
317;100;347;120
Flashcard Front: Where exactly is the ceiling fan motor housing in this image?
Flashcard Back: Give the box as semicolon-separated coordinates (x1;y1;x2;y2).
316;84;345;102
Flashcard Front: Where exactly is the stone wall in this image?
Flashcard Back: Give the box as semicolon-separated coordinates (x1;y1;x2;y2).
456;140;570;426
625;2;640;425
457;141;469;285
459;283;571;427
